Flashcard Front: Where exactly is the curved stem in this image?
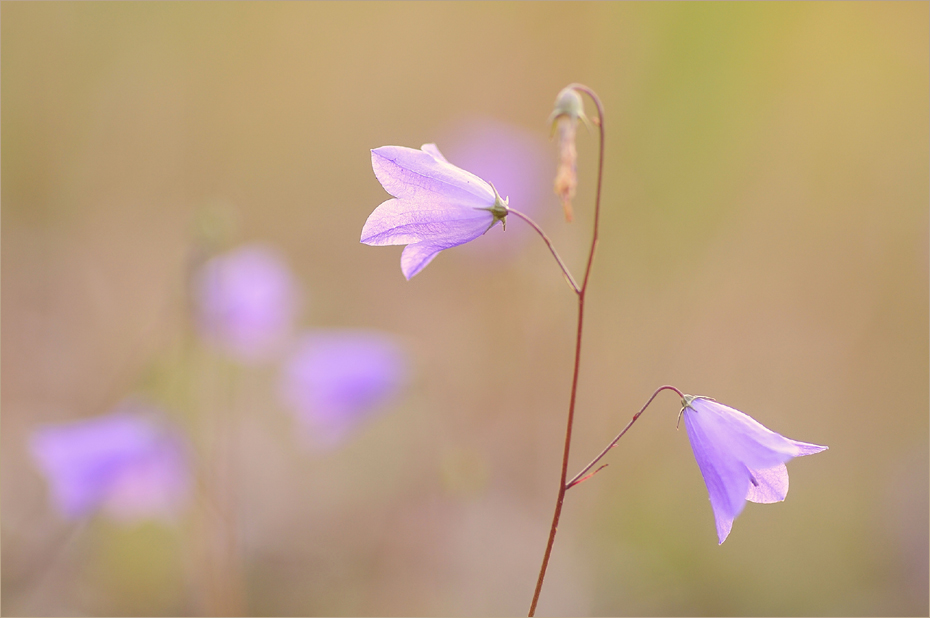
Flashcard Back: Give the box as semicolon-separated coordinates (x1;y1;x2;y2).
569;83;606;293
528;85;605;618
507;208;579;294
566;385;683;490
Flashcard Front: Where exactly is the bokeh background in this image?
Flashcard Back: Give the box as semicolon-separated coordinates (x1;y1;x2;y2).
2;2;927;616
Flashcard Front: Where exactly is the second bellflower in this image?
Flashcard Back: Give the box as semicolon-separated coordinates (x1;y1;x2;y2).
680;395;828;544
361;144;509;279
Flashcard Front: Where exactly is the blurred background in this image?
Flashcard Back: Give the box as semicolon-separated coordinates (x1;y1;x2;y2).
2;3;927;616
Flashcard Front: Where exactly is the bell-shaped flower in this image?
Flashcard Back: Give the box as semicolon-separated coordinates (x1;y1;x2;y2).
360;144;509;280
29;402;191;522
680;395;828;544
193;243;299;364
279;330;408;447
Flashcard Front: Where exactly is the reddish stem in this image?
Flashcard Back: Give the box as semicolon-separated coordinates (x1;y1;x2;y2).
565;463;609;490
508;208;579;294
566;385;684;490
528;84;605;617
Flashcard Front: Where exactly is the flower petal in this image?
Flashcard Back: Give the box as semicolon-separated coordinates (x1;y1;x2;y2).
360;196;495;247
401;241;457;280
713;511;735;546
791;439;829;456
683;408;750;544
371;145;495;209
746;464;789;504
102;434;189;521
688;398;799;469
420;143;449;163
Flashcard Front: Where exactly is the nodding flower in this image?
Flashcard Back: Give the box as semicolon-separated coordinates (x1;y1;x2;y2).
679;394;828;544
361;144;508;280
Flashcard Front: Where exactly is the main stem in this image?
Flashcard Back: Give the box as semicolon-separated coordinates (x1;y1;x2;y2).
528;84;605;617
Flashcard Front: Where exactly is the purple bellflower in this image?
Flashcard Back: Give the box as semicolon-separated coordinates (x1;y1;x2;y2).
279;330;408;447
193;243;299;364
29;403;191;522
680;395;828;544
360;144;509;279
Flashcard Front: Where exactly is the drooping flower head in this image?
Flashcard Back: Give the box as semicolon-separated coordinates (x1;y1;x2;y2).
279;330;408;447
680;394;828;544
360;144;509;280
193;243;299;363
29;402;191;522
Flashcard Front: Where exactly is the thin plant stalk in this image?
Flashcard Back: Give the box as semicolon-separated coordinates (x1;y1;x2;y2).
566;385;684;490
507;207;579;294
528;84;605;617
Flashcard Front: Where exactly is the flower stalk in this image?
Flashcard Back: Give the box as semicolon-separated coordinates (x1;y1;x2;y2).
565;386;684;490
528;84;605;618
505;208;579;294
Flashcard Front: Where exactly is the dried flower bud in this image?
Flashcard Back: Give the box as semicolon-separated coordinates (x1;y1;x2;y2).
553;118;578;222
548;87;589;223
548;87;586;127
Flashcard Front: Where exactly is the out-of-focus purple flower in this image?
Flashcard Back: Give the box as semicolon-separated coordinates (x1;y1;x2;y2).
360;144;509;280
193;243;299;363
279;330;408;446
29;403;191;522
680;395;828;544
439;118;553;258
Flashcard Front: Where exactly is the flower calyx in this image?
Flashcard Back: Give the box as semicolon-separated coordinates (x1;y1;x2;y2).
677;393;716;428
484;182;510;231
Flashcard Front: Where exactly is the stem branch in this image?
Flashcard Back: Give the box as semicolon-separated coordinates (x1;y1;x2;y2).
508;208;579;294
566;385;683;490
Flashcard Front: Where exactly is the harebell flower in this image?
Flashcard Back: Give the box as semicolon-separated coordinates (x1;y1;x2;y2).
193;243;299;363
279;330;408;447
30;402;191;522
359;85;828;616
361;144;509;280
680;394;828;544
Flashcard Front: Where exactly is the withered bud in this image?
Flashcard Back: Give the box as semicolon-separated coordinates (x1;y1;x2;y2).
553;118;577;222
548;87;589;223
